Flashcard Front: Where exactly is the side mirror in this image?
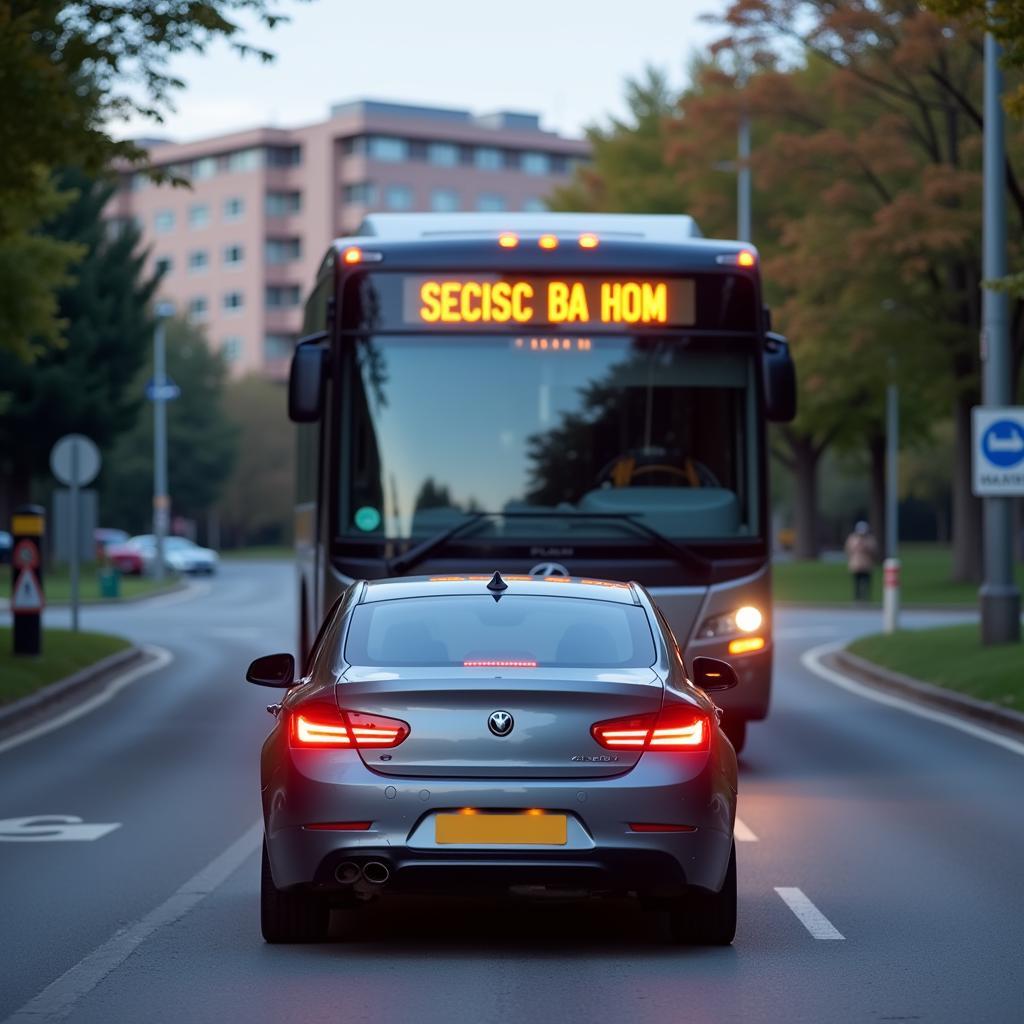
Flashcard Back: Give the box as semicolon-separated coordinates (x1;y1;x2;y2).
763;332;796;423
246;652;296;688
691;656;738;692
288;333;329;423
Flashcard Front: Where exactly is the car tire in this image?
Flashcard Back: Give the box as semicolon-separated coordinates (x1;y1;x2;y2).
723;718;747;754
260;840;330;943
668;841;736;946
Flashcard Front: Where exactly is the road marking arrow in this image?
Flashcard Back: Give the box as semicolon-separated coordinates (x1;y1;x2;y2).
0;816;120;842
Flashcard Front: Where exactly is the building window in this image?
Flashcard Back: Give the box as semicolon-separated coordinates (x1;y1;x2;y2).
188;203;209;229
263;334;297;360
521;151;551;176
154;210;175;233
265;237;302;264
224;244;244;267
192;156;217;180
227;148;263;173
477;193;506;212
223;290;244;313
188;296;208;321
430;188;460;212
475;146;504;171
265;191;302;216
265;285;302;309
367;136;409;162
427;142;460;167
187;249;209;273
384;184;414;210
223;197;244;221
266;145;302;167
340;136;365;155
521;197;547;212
342;182;375;205
155;256;173;276
222;337;243;362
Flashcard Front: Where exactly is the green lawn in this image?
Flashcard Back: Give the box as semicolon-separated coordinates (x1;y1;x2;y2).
219;545;292;561
28;565;178;603
848;624;1024;712
774;543;1024;606
0;627;131;705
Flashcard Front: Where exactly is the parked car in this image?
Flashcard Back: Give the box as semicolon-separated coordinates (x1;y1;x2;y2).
106;536;151;575
95;528;129;561
162;536;219;575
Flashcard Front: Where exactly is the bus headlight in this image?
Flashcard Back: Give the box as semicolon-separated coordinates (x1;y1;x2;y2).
698;605;763;639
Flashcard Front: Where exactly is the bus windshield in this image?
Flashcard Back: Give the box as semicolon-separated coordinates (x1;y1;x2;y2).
340;333;760;545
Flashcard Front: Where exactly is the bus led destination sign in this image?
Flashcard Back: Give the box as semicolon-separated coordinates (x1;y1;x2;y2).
405;276;696;328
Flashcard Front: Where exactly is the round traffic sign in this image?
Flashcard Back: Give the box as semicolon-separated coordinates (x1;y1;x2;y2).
981;420;1024;469
50;434;101;486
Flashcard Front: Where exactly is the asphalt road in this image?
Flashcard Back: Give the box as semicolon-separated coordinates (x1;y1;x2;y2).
1;562;1022;1023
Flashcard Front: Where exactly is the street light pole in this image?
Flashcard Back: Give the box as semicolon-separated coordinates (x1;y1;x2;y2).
883;379;900;633
737;104;752;242
152;304;173;582
979;25;1021;645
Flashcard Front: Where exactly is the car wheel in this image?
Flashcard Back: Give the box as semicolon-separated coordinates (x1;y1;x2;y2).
668;841;736;946
723;718;747;754
260;840;330;943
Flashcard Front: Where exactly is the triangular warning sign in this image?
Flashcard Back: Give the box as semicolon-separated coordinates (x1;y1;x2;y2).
12;568;44;613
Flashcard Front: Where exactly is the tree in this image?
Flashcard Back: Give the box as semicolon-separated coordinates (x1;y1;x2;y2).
0;169;159;524
0;0;300;357
102;317;238;531
217;375;293;547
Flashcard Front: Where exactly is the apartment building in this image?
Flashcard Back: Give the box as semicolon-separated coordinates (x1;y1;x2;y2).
107;99;590;377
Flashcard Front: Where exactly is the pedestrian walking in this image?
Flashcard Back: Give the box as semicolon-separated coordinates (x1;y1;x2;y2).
844;521;878;602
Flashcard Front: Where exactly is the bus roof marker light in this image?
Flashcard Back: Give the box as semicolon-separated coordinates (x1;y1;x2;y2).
498;232;519;249
737;249;756;268
538;234;558;250
578;233;599;249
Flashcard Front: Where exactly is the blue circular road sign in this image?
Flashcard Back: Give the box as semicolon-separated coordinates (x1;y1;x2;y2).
981;420;1024;468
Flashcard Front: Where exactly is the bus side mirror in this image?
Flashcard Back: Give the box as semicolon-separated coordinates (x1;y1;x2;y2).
691;656;738;692
763;332;796;423
289;333;329;423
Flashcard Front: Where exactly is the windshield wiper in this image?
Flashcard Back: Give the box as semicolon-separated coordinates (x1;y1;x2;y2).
385;510;713;579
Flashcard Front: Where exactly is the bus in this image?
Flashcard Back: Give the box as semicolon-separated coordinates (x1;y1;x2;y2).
289;213;795;752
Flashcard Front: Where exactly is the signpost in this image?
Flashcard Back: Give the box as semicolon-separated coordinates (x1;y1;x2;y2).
10;505;45;656
151;302;176;582
50;434;101;632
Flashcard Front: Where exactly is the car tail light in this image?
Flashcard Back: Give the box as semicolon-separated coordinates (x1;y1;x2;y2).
289;705;409;749
591;705;710;752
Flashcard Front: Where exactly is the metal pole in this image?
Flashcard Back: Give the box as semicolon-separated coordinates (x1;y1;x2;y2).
70;444;79;632
737;110;752;242
883;382;900;633
153;315;168;582
979;25;1021;644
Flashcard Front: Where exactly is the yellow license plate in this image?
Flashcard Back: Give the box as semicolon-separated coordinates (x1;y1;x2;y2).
435;813;567;846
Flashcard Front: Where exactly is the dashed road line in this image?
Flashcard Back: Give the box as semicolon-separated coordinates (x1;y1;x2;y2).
802;641;1024;759
2;821;262;1024
734;817;758;842
0;645;173;757
774;886;845;940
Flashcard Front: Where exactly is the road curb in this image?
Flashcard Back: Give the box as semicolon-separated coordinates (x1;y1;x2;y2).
0;645;149;732
831;648;1024;738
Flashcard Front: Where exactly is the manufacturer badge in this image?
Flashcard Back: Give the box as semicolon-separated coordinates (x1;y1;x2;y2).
488;710;514;736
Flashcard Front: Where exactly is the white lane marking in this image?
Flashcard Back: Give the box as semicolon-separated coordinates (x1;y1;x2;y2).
775;887;845;940
2;821;262;1024
802;641;1024;759
0;645;173;757
0;816;120;842
734;817;758;842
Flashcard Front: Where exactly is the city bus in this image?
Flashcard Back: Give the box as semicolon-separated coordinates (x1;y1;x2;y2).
288;213;795;751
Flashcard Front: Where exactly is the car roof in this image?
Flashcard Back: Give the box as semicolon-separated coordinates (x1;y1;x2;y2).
360;573;639;606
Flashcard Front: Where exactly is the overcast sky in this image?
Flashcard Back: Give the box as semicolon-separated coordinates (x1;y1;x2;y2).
113;0;722;143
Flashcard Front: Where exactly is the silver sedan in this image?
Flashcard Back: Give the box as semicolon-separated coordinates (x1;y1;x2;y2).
247;572;740;945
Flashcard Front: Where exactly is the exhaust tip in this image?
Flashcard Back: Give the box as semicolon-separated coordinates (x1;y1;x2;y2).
334;861;361;885
362;861;390;885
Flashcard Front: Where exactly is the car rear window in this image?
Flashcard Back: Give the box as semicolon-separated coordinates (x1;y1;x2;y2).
344;595;656;668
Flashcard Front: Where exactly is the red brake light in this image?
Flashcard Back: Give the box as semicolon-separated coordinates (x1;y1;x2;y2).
290;706;409;748
463;659;537;668
591;705;710;752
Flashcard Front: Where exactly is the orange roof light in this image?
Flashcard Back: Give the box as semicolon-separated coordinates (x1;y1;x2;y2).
342;246;363;265
538;234;559;250
737;249;756;268
498;232;519;249
578;233;599;249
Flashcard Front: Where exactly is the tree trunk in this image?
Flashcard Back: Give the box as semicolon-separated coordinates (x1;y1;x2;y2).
951;393;982;583
791;436;822;560
868;432;886;548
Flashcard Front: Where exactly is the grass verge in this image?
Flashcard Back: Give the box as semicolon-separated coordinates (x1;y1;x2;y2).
31;566;178;603
774;543;1024;606
848;624;1024;712
0;627;131;706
